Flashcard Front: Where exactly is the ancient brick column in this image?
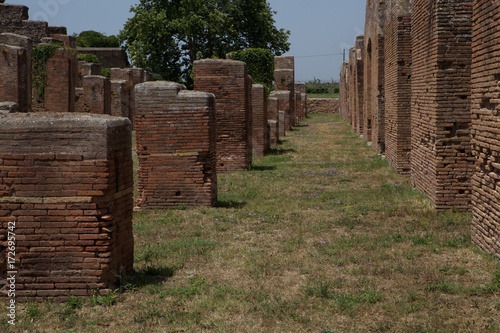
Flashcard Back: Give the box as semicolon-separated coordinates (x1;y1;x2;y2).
411;0;474;211
295;82;307;121
78;62;101;87
267;96;280;144
0;33;32;112
274;56;296;129
363;0;386;152
44;48;77;112
0;113;134;301
83;75;111;115
194;59;252;171
135;81;217;209
110;68;134;123
470;0;500;258
339;62;349;121
252;84;268;157
110;80;129;118
270;90;292;138
384;2;412;174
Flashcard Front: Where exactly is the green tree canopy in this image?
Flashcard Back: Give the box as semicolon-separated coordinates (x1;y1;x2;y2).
118;0;290;86
75;30;120;48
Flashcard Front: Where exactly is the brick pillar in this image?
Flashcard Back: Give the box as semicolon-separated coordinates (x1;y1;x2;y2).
0;113;134;301
194;59;252;172
78;61;101;87
135;81;217;209
354;36;364;135
339;62;349;120
83;75;111;115
295;82;307;121
0;33;32;112
274;56;296;128
110;68;134;123
130;68;145;129
110;80;129;118
470;0;500;258
267;96;279;144
385;14;412;174
267;120;278;150
411;0;474;211
44;48;77;112
270;90;292;136
252;84;267;157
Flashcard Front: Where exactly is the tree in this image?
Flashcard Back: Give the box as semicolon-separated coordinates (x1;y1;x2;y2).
119;0;290;86
75;30;120;48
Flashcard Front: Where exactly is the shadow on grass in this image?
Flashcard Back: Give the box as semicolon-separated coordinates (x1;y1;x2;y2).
266;147;297;155
215;200;246;209
249;165;276;171
120;265;177;290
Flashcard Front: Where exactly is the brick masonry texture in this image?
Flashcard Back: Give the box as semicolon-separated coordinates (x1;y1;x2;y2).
267;96;280;144
194;59;252;172
411;0;474;211
0;113;134;301
339;63;349;121
0;33;32;112
274;56;296;129
470;0;500;259
0;4;49;43
252;84;268;157
270;90;292;135
42;48;78;113
348;36;364;134
134;82;217;209
384;9;412;174
82;75;111;115
307;98;339;114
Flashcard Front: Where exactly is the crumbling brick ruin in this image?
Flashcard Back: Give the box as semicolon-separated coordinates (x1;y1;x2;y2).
384;1;412;174
348;36;364;134
470;0;500;259
0;113;134;301
267;96;280;149
0;33;32;112
134;82;217;209
307;98;339;114
363;0;386;152
193;59;252;172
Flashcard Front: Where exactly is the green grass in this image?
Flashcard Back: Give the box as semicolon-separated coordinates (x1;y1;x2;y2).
1;113;499;333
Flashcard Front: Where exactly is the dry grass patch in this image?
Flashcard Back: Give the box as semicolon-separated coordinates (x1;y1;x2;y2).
2;113;499;333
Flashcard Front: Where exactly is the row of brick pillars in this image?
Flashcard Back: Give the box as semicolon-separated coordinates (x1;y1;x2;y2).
340;0;498;259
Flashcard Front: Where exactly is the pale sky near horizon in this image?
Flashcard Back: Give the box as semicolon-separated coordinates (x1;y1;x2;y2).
7;0;366;82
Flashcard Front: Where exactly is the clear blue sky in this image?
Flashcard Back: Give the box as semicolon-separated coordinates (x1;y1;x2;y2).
8;0;366;82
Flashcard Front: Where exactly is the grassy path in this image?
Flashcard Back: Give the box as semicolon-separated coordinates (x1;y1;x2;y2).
3;113;499;332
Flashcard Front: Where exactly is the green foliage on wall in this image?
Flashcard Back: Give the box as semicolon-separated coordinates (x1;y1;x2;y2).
32;43;63;102
228;48;274;94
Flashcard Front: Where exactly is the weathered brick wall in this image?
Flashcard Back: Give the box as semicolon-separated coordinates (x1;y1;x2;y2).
470;0;500;258
82;75;111;115
134;82;217;209
194;59;252;172
252;84;267;157
363;0;386;151
384;9;412;174
0;33;32;112
348;48;356;126
307;98;339;113
411;0;474;211
77;48;129;69
295;82;307;122
77;62;101;87
0;4;49;43
0;113;134;301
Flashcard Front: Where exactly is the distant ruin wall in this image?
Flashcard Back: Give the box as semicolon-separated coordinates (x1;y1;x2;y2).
307;98;339;114
470;0;500;259
77;48;129;69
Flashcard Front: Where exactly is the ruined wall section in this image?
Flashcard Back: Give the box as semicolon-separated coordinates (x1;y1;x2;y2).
411;0;473;210
363;0;386;151
470;0;500;258
384;5;412;174
194;59;252;172
0;113;134;301
339;62;349;120
252;84;267;157
0;4;49;43
0;33;32;112
134;82;217;209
